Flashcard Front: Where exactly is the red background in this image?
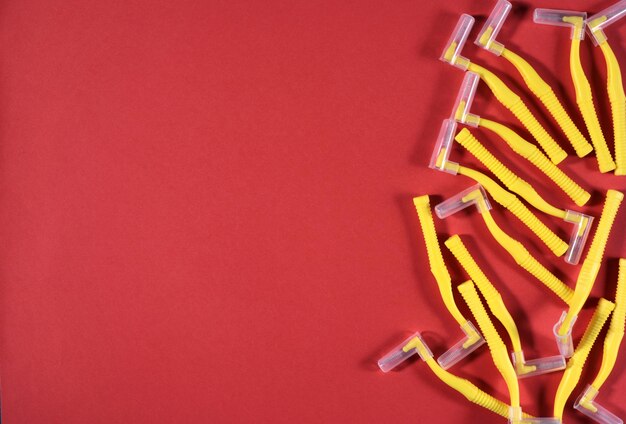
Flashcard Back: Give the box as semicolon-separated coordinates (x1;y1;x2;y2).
1;0;626;422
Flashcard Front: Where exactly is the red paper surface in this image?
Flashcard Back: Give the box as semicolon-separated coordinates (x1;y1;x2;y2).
1;0;626;423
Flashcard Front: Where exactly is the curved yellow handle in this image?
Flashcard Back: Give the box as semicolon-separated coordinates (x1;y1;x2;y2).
569;37;616;173
558;190;624;335
554;298;615;419
457;280;519;408
591;258;626;390
480;118;590;206
501;48;593;157
456;128;565;218
600;43;626;175
445;235;523;354
413;195;467;327
408;335;531;419
481;211;574;304
467;62;567;164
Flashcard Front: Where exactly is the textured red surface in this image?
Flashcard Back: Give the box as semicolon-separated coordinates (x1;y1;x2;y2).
1;0;626;423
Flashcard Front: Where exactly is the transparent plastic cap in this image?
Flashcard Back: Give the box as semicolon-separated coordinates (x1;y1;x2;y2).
450;72;481;127
378;332;433;373
475;0;512;56
440;14;474;70
534;9;587;40
575;385;623;424
563;211;594;265
429;119;460;175
437;320;485;369
553;311;578;358
435;184;492;219
511;351;566;379
587;1;626;45
509;407;562;424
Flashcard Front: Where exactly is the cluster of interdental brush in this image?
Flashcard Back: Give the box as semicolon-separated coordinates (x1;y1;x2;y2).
377;1;626;423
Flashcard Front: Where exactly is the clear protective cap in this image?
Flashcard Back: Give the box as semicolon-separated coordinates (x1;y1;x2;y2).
563;211;594;265
574;385;623;424
378;331;433;373
511;350;566;379
534;9;587;40
475;0;512;56
587;1;626;45
509;407;562;424
440;14;474;70
429;119;460;175
553;311;578;358
437;320;485;369
450;72;481;127
434;184;492;219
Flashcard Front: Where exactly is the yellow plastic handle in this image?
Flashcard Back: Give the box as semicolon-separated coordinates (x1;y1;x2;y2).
467;62;567;164
554;298;615;419
445;235;522;354
590;258;626;391
457;280;520;408
479;118;590;206
480;210;574;304
406;335;531;419
558;190;624;335
456;128;565;219
457;166;568;257
600;43;626;175
501;48;593;157
569;36;616;173
413;195;467;327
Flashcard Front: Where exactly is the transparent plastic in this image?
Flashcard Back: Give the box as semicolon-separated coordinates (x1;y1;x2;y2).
574;385;623;424
511;351;566;379
378;332;433;372
587;0;626;45
475;0;512;56
563;211;594;265
429;119;460;175
435;184;492;219
450;72;480;126
509;407;561;424
554;311;578;358
440;14;474;70
437;321;486;370
534;9;587;40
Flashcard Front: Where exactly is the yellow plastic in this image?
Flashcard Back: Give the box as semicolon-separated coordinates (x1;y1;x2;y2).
457;280;520;408
557;190;624;336
445;235;537;375
401;334;532;419
455;128;567;219
413;195;470;329
448;163;568;257
588;259;626;394
478;118;591;206
466;62;567;164
600;42;626;175
554;298;615;419
499;48;593;157
564;16;616;173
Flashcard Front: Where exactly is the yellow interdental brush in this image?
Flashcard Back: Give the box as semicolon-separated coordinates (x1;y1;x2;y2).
445;234;565;378
441;14;567;164
475;0;592;158
574;259;626;424
451;71;590;205
554;190;623;358
535;9;616;173
587;1;626;175
412;195;485;369
554;299;615;420
436;185;574;304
